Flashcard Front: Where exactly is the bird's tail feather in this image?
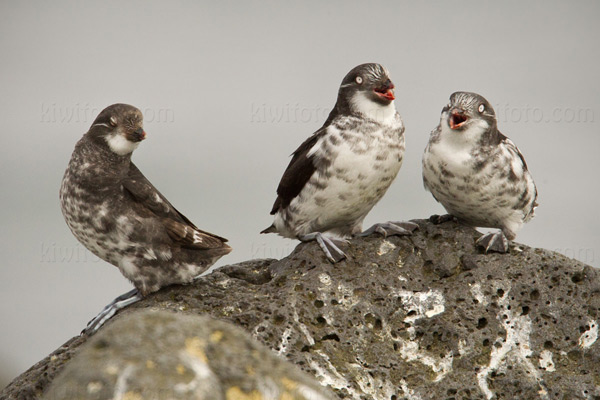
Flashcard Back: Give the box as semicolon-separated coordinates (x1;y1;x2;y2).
260;224;277;234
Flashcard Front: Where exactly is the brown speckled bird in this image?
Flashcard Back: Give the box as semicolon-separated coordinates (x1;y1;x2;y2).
60;103;231;333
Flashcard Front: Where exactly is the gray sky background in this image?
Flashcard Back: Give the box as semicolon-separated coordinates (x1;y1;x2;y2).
1;0;598;388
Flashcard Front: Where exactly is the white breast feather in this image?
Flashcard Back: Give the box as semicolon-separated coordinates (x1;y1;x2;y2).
424;120;534;235
105;134;139;156
350;92;397;126
290;123;401;236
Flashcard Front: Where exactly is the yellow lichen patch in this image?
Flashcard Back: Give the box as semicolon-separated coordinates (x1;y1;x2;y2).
280;377;298;391
122;391;143;400
145;360;156;369
210;330;224;343
104;364;119;375
185;336;208;362
176;364;186;375
279;392;294;400
245;365;256;376
225;386;263;400
86;381;103;394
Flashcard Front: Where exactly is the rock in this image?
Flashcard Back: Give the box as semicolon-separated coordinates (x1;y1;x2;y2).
3;219;600;400
42;310;335;400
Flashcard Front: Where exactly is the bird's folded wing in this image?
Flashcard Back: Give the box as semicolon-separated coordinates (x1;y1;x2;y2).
501;135;529;171
501;134;539;213
161;218;227;249
123;163;228;249
270;127;327;214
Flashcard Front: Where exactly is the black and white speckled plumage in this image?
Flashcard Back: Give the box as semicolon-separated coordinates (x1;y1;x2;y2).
60;104;231;297
263;64;405;241
422;92;538;246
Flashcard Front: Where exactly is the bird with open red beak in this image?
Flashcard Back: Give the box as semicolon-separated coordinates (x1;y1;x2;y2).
261;63;417;263
422;92;538;253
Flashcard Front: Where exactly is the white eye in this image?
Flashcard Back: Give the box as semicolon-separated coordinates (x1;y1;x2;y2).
478;104;485;113
355;76;363;84
109;116;118;127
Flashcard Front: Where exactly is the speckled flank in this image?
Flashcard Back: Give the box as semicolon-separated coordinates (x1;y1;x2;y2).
59;104;230;297
60;153;219;294
275;113;405;239
423;92;537;241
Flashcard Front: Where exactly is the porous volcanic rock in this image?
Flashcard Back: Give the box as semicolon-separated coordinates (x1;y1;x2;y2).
3;219;599;400
42;310;335;400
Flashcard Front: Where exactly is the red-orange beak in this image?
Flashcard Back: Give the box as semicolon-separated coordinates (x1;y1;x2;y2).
449;109;467;130
131;128;146;142
374;79;395;101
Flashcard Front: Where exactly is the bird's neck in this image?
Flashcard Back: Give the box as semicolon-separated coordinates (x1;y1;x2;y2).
439;119;492;150
326;93;397;126
70;137;132;184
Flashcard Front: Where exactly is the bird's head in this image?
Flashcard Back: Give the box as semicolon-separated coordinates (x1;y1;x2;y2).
88;104;146;156
336;63;397;122
442;92;496;135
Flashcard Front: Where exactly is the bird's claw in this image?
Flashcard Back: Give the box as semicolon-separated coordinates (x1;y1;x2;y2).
476;232;509;253
82;289;142;335
429;214;457;225
359;221;419;238
300;233;347;263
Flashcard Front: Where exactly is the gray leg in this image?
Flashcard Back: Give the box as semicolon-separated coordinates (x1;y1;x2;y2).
359;221;419;238
82;289;142;335
299;232;347;263
429;214;456;224
476;231;509;253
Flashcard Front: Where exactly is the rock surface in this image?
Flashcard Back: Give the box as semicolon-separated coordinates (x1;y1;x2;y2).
42;310;335;400
2;219;600;400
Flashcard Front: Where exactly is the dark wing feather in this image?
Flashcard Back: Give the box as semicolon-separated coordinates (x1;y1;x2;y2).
498;132;530;171
270;127;327;214
498;132;539;216
123;163;228;249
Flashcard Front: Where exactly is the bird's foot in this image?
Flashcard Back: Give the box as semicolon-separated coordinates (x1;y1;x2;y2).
429;214;457;225
358;221;419;238
82;289;142;335
476;232;509;253
299;233;348;263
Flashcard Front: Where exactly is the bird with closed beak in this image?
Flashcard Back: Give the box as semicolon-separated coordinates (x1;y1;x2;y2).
60;103;231;333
